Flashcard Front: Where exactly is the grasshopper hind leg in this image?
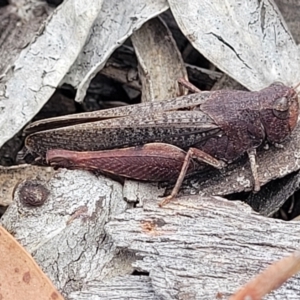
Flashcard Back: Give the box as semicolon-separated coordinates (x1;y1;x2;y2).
45;142;228;206
159;147;226;206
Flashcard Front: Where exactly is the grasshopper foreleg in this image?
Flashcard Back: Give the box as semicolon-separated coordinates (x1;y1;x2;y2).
247;148;260;192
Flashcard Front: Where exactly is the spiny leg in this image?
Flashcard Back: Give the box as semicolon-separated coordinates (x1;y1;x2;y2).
159;147;226;206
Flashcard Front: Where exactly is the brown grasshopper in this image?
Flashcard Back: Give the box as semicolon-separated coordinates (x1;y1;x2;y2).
24;82;299;205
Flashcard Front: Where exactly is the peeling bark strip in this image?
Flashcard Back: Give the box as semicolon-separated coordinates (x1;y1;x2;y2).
25;83;299;202
131;17;188;102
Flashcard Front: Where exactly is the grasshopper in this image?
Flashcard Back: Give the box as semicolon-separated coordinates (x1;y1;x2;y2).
24;82;299;205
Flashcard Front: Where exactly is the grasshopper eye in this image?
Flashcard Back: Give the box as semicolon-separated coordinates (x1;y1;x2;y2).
273;96;289;119
270;81;284;86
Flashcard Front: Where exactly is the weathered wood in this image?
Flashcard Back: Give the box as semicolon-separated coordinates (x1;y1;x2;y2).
68;276;159;300
2;171;300;298
246;171;300;216
105;196;300;299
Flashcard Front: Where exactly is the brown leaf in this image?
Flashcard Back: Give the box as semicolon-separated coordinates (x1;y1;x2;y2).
0;225;64;300
230;250;300;300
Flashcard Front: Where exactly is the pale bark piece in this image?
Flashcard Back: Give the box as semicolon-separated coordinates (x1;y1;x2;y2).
0;0;104;148
3;171;300;299
0;225;64;300
0;169;129;296
105;196;300;299
131;17;188;102
0;165;55;206
168;0;300;90
63;0;169;103
68;276;159;300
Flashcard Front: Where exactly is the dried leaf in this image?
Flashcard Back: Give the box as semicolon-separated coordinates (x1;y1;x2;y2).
0;0;52;74
230;250;300;300
0;0;169;148
169;0;300;90
64;0;169;103
0;225;64;300
0;0;104;148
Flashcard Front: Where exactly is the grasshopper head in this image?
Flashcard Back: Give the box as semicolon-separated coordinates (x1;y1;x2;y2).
259;83;299;144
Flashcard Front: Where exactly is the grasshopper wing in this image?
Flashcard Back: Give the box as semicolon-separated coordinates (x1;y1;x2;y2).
24;92;211;134
26;109;220;157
